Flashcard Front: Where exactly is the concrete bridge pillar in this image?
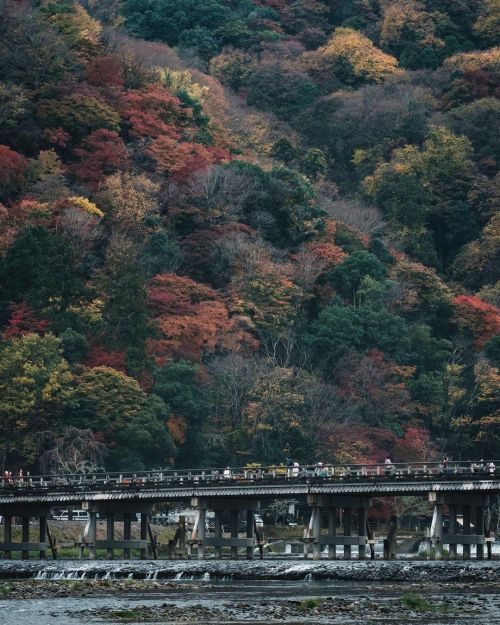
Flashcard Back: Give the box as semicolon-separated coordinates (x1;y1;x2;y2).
476;506;485;560
197;508;206;560
21;517;30;560
431;503;443;560
358;507;367;560
140;513;149;560
88;511;97;560
230;510;239;559
246;510;254;560
448;505;457;559
307;496;370;560
311;506;321;560
214;509;222;559
462;505;471;560
39;516;47;560
328;508;336;560
3;515;12;559
82;502;152;560
343;508;352;560
107;513;115;559
1;506;50;560
429;493;488;560
191;498;260;560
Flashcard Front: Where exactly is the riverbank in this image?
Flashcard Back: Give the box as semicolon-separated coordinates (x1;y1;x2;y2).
1;577;499;624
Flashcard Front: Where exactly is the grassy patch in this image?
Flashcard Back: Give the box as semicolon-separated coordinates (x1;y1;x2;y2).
298;597;324;611
0;583;11;597
402;593;433;612
107;608;143;621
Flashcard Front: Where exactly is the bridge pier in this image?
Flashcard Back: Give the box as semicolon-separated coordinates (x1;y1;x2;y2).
214;509;222;559
191;498;259;559
429;493;488;560
476;506;485;560
328;508;336;559
448;505;457;559
140;513;149;559
1;506;51;559
39;516;47;559
82;502;152;560
3;515;12;559
246;509;254;560
107;513;115;559
307;496;370;560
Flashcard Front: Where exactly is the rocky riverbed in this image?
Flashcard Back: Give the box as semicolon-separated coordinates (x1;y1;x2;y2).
1;561;500;624
72;591;492;624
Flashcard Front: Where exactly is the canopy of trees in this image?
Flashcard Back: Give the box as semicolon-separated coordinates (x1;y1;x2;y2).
0;0;498;473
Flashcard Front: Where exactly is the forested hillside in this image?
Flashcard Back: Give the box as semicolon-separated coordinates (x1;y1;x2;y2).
0;0;498;474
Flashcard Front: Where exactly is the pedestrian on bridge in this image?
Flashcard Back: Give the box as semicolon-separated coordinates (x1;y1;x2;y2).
384;456;393;476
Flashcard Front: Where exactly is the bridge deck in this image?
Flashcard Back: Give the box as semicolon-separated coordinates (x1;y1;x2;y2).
1;471;499;507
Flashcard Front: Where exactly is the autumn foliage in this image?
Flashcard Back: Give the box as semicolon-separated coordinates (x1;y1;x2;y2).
453;295;500;349
0;0;499;473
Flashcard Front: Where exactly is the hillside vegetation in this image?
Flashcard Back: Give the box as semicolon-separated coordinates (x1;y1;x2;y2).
0;0;498;473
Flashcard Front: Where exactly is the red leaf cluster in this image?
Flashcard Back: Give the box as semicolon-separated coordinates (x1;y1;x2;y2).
453;295;500;349
70;129;128;187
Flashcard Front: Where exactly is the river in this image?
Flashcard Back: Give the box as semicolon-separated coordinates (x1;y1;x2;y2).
1;560;500;624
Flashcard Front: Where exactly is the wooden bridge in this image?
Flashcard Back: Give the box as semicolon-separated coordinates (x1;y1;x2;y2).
1;461;499;561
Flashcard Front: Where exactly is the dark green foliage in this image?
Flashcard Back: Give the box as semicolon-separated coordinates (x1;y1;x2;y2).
0;226;86;320
141;230;181;278
60;328;89;364
444;98;500;168
178;27;219;62
154;360;207;467
271;138;297;164
98;240;151;374
246;65;319;121
122;0;232;49
329;251;387;304
304;302;410;366
302;148;328;179
0;4;76;89
484;335;500;367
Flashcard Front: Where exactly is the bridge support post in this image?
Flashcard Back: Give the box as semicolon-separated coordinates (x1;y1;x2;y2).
4;515;12;559
140;513;148;560
358;507;366;560
328;508;336;560
312;506;321;560
343;508;352;560
88;511;97;560
230;510;239;559
83;502;152;560
430;494;487;561
462;505;471;560
307;496;369;560
214;510;222;559
123;513;132;559
476;506;485;560
197;508;206;560
246;510;254;560
39;516;47;559
448;506;457;559
432;504;443;560
107;513;115;559
191;498;259;561
21;517;30;560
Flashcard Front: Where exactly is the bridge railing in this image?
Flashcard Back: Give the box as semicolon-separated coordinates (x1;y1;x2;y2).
0;460;498;491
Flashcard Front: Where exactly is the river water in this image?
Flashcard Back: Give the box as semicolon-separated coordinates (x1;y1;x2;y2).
1;560;500;624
